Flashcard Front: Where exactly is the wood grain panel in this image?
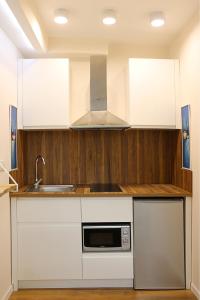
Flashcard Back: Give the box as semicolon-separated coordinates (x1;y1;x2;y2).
19;129;179;186
172;130;192;193
13;129;192;192
10;130;26;188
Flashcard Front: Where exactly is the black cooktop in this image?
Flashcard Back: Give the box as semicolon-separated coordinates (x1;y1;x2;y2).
90;184;122;193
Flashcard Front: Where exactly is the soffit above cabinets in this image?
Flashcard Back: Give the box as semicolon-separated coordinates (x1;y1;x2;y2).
2;0;198;55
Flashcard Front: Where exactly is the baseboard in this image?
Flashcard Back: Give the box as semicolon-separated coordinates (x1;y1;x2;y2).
191;282;200;300
1;285;13;300
19;279;133;289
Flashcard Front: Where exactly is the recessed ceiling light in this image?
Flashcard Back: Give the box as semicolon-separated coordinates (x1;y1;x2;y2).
150;11;165;28
54;9;68;24
102;9;117;25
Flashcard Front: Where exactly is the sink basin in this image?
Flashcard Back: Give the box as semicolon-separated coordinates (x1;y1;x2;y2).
26;185;76;193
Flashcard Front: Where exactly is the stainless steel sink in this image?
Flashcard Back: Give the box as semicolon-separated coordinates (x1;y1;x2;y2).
26;185;76;193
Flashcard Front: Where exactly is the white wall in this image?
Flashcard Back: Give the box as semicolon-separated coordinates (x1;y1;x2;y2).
170;8;200;299
0;28;21;300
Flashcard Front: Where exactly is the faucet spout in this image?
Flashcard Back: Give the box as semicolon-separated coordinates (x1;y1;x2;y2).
35;155;45;184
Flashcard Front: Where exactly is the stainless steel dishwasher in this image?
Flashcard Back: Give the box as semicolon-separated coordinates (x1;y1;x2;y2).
133;198;185;289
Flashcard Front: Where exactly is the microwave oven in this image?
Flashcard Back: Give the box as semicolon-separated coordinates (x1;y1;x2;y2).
82;223;131;252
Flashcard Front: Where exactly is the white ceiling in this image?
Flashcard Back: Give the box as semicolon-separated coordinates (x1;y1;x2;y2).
33;0;198;46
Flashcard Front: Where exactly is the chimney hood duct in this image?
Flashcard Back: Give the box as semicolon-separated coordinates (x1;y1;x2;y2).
71;56;129;129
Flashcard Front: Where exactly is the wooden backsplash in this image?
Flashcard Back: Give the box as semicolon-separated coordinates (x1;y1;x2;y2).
172;130;192;192
11;129;176;185
13;129;192;192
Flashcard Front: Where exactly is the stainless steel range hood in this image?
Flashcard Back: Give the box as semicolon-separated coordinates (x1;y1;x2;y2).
71;56;129;129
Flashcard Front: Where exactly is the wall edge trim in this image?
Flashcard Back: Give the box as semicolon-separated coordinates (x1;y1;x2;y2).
1;284;13;300
191;282;200;299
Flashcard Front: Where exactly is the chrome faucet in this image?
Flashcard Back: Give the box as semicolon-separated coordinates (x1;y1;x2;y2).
34;155;45;188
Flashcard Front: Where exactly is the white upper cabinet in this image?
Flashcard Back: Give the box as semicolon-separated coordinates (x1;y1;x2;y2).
128;58;178;128
22;59;70;128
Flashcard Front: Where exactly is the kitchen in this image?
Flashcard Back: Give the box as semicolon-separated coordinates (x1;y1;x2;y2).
0;1;199;300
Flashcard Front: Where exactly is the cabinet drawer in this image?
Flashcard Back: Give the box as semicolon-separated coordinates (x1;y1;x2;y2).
81;198;133;222
83;253;133;279
17;198;81;222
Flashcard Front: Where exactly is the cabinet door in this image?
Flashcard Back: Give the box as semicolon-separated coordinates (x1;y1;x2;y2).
129;58;177;128
18;223;82;280
22;59;69;128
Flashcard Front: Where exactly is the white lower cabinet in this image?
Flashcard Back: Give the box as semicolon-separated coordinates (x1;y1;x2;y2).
12;197;133;289
81;197;133;281
18;223;82;280
83;253;133;279
13;197;82;284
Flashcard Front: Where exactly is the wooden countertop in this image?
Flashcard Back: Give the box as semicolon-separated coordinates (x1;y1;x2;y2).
10;184;192;198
